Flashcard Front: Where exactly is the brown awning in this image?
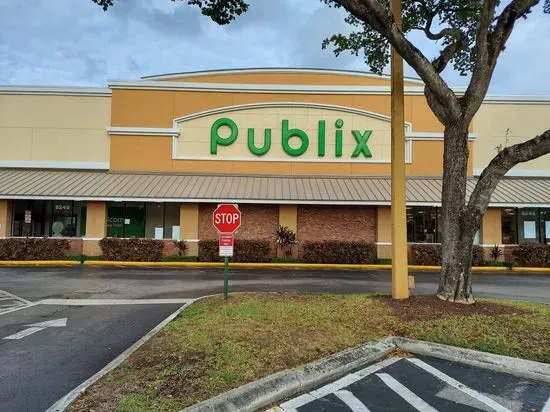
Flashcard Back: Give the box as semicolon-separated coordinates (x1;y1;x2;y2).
0;169;548;207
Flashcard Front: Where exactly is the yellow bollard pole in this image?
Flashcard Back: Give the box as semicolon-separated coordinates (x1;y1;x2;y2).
390;0;410;299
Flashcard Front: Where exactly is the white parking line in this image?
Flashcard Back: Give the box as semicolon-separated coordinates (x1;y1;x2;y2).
376;373;438;412
36;298;193;305
0;289;34;315
407;358;513;412
542;394;550;412
334;390;371;412
279;357;400;410
0;289;32;304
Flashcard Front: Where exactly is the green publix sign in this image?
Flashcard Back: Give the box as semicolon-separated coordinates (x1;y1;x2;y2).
210;117;373;158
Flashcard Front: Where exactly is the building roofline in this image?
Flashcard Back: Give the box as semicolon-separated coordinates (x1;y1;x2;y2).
0;86;111;97
482;95;550;103
140;67;427;85
109;80;463;95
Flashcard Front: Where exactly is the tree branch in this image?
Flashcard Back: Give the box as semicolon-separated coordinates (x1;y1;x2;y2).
466;128;550;218
332;0;462;119
431;34;466;73
462;0;538;120
461;0;498;120
489;0;539;64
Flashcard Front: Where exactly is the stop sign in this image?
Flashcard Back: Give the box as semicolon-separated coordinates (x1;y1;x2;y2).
213;204;241;233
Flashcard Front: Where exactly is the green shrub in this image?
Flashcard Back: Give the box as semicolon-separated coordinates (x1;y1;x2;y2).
0;238;70;260
512;244;550;267
408;244;485;266
302;241;376;264
376;258;392;265
198;239;272;262
163;256;198;262
270;257;304;264
483;260;507;267
99;238;164;262
472;245;485;266
504;261;518;269
67;255;105;262
408;244;441;265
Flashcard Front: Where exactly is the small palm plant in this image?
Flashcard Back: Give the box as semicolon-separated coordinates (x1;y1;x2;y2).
276;225;297;258
490;244;503;262
173;240;188;256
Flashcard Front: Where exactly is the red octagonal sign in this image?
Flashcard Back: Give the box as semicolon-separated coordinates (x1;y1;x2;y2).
213;204;241;234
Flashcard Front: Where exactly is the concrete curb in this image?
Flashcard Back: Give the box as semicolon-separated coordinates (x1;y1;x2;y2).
183;336;550;412
392;336;550;384
45;299;196;412
0;259;549;273
183;339;395;412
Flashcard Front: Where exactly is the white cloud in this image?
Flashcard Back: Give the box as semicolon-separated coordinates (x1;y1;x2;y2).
0;0;548;94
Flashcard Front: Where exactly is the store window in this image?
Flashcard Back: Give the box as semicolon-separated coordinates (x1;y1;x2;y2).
12;200;86;237
107;202;145;238
145;203;180;239
501;208;517;244
407;207;439;243
518;208;540;244
108;202;179;239
501;208;550;244
542;209;550;244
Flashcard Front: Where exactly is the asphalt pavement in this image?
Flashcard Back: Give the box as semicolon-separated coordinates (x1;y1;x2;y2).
275;356;550;412
0;303;184;412
0;266;548;412
0;266;549;303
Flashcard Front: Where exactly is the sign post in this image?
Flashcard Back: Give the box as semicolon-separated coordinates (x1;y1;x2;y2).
213;204;241;299
219;233;234;298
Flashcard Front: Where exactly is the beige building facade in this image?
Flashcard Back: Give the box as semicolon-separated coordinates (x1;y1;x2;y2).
0;68;549;259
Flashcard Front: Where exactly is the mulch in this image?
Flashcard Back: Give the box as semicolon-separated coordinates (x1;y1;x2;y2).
379;295;531;321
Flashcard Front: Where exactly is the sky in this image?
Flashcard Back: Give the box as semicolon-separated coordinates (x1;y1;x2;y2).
0;0;549;94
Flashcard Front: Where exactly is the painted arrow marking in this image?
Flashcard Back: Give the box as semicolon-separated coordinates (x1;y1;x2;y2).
3;318;67;340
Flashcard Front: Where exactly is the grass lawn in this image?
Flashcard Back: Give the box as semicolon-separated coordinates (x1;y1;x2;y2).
70;293;550;412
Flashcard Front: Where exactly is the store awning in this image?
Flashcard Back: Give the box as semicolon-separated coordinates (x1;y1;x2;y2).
0;169;548;207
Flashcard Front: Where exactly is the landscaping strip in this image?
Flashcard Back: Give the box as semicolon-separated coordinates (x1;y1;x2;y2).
185;339;394;412
67;293;550;412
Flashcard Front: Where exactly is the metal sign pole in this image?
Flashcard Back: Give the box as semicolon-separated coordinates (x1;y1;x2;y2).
224;256;229;299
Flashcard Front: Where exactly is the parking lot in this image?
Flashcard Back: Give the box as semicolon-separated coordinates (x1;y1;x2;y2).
274;356;550;412
0;297;189;411
0;266;549;411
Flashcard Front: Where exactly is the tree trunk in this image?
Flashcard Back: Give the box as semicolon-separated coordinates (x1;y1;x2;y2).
437;124;478;304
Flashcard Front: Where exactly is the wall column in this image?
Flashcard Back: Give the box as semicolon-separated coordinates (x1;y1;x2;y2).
481;208;502;259
278;205;298;257
180;203;199;256
0;200;11;237
83;201;107;256
376;206;392;260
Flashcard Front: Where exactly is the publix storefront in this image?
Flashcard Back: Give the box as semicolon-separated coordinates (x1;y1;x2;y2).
0;68;549;259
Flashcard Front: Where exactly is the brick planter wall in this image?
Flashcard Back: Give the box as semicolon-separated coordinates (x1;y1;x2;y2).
297;205;377;256
67;238;83;256
162;240;181;257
